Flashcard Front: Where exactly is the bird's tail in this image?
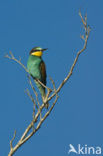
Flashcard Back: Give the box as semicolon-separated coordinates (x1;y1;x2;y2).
34;80;49;108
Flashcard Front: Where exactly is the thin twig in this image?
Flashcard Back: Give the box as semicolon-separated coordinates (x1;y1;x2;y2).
28;76;40;107
35;79;52;92
5;51;28;73
25;89;37;109
10;130;16;149
28;76;42;119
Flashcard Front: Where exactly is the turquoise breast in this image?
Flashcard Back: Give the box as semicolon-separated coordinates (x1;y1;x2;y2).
27;55;42;79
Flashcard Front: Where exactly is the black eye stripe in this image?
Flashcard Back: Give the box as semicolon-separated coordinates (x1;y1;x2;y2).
32;50;41;52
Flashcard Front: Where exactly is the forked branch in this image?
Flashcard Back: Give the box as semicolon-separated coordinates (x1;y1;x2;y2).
7;12;90;156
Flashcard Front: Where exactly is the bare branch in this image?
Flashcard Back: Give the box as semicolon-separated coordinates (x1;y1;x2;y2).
10;130;16;149
27;76;40;108
25;89;38;109
35;78;52;92
7;12;90;156
47;12;90;102
27;76;42;119
5;51;28;73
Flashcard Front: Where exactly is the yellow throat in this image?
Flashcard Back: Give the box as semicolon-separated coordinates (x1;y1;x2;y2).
31;51;43;57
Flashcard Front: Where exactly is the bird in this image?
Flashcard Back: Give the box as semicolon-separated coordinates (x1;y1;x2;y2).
27;47;49;108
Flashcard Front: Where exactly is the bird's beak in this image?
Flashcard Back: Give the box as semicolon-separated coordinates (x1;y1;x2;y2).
42;48;48;52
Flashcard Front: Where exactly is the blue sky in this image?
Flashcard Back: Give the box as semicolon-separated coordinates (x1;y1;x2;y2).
0;0;103;156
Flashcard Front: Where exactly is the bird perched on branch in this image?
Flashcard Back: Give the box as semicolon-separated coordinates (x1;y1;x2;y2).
27;47;49;108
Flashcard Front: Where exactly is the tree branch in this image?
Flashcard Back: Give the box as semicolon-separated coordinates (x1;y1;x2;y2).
7;12;90;156
47;12;90;102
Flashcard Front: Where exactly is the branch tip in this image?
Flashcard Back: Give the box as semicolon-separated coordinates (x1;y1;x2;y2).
10;130;16;149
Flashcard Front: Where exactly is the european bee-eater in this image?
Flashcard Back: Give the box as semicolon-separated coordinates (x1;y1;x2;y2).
27;47;48;108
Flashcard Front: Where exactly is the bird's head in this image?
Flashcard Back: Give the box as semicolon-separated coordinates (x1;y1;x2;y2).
30;47;48;57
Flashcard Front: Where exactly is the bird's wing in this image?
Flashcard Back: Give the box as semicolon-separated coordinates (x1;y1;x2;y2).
40;61;47;86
